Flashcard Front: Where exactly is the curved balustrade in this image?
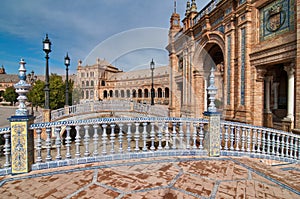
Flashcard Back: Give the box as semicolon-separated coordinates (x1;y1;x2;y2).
0;117;299;176
42;100;169;123
220;121;300;161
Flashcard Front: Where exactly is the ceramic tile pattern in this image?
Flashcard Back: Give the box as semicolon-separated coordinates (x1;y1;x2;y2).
0;156;299;199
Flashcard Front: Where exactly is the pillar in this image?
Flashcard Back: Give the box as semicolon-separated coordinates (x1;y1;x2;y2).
203;66;220;157
9;59;34;174
273;82;279;109
283;64;295;130
264;76;272;127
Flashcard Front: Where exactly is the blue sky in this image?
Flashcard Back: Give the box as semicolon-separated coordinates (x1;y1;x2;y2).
0;0;210;75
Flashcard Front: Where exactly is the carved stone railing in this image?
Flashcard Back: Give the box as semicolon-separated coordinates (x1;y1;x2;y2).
35;100;169;123
0;117;299;176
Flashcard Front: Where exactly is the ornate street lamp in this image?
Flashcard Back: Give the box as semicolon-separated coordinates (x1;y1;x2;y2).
150;59;155;105
64;53;70;106
43;34;51;109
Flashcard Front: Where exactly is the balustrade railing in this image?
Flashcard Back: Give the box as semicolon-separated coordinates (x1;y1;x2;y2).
1;117;299;175
220;121;300;160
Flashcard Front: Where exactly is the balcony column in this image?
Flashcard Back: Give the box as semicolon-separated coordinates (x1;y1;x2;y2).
283;64;295;130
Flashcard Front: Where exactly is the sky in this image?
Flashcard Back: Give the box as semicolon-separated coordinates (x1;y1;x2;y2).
0;0;210;75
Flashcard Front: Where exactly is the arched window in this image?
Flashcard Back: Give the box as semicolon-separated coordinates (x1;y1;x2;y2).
86;81;89;87
109;90;113;98
91;80;94;87
144;89;149;98
103;90;108;98
165;87;169;98
126;90;130;98
138;89;142;98
101;80;105;86
86;90;89;99
82;81;85;87
132;89;136;98
121;90;125;98
115;90;119;98
90;90;94;99
81;90;84;99
158;88;163;98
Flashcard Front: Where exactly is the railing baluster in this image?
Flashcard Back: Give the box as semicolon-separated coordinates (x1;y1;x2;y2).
102;124;107;155
294;137;298;160
84;125;90;157
272;132;276;155
267;131;271;155
220;124;223;150
192;122;197;149
110;124;116;154
281;134;285;157
36;128;42;163
289;135;293;158
55;127;62;160
157;122;163;150
118;123;124;153
241;127;245;151
127;123;132;152
199;123;204;150
257;129;261;153
134;122;139;152
261;130;266;154
246;128;251;152
276;132;280;156
285;135;289;157
179;122;184;149
142;122;148;151
75;125;81;158
172;122;177;149
165;122;170;150
45;127;52;161
150;122;155;151
230;126;234;151
186;122;190;149
235;127;240;151
3;131;11;167
224;125;229;151
65;126;72;159
93;124;99;156
252;129;257;153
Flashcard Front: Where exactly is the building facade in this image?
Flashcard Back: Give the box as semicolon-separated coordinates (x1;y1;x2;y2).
76;59;170;105
167;0;299;132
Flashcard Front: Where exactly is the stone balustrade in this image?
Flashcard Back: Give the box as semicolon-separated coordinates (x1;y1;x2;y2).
0;117;299;176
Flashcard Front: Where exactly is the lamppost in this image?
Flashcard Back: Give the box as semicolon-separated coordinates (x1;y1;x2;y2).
150;59;155;105
64;53;70;106
43;34;51;109
27;70;37;115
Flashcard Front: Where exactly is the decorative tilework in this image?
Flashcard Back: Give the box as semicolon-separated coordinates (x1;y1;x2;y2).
241;28;246;105
227;35;231;105
260;0;294;41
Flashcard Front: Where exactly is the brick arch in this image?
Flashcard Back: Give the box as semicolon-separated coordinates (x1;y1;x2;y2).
192;31;225;74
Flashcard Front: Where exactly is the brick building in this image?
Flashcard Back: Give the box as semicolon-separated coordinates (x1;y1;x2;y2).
167;0;299;132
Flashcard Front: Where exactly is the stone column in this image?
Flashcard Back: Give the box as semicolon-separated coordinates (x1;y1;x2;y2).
254;68;266;126
264;76;273;127
283;64;295;130
203;66;220;157
8;59;34;174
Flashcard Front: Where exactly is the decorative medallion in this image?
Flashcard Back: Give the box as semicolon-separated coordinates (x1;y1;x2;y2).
11;122;27;172
266;3;286;32
260;0;294;41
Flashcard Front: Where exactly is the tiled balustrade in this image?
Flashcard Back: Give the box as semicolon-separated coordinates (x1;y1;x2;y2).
0;117;299;176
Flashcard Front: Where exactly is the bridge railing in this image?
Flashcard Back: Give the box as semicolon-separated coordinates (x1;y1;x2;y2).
39;100;169;123
0;117;299;175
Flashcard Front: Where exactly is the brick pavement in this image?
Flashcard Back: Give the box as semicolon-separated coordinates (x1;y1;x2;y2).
0;156;299;199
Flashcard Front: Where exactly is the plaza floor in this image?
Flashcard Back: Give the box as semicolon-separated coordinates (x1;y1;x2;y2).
0;156;299;199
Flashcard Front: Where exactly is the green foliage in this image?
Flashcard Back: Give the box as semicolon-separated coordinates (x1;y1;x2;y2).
27;74;75;110
3;86;18;105
49;74;65;110
28;79;45;108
